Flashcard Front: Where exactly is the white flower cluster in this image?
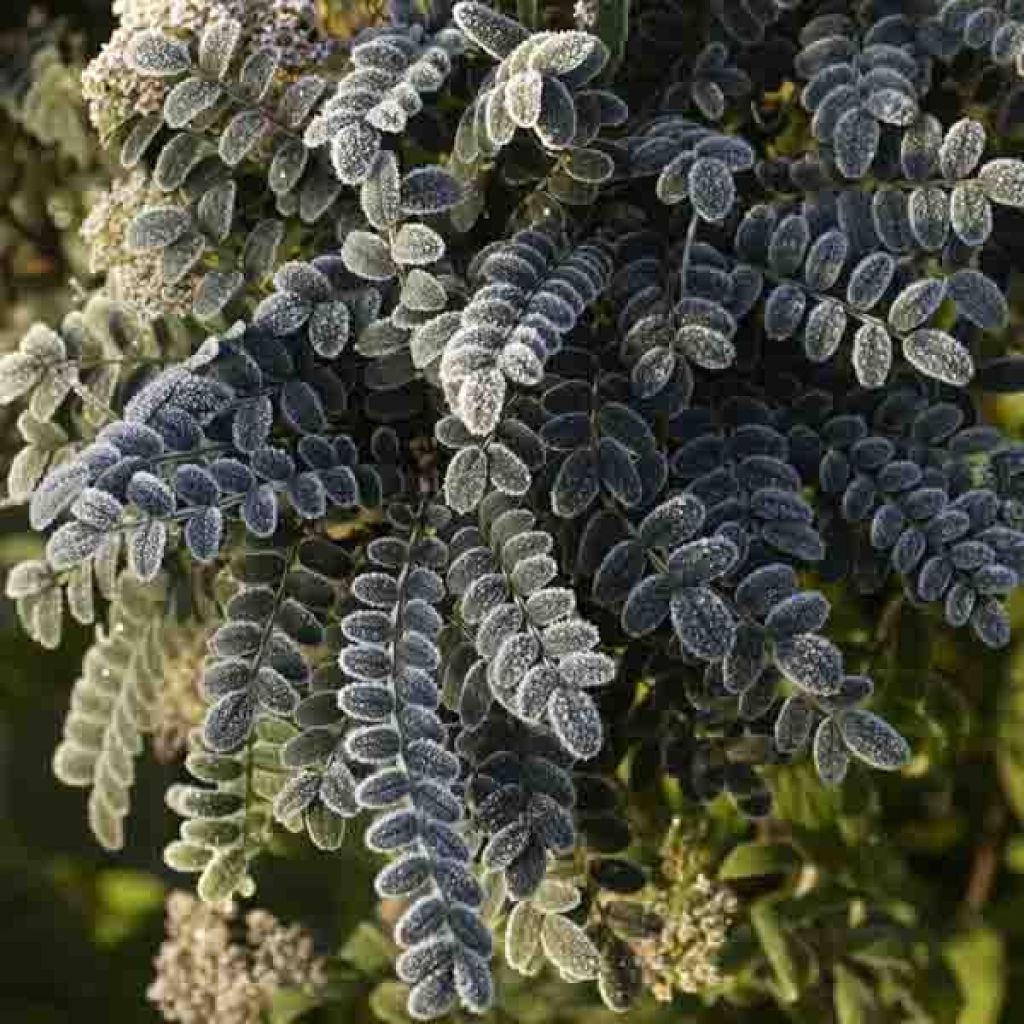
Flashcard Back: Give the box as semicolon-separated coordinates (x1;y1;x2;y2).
148;892;326;1024
81;172;197;319
83;0;335;141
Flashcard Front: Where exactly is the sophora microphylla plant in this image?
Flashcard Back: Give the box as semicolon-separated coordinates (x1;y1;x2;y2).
7;0;1024;1018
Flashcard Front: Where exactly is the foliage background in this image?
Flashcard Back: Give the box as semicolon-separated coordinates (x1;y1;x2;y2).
2;1;1024;1022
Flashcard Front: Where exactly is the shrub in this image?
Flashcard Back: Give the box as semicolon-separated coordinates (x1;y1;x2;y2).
5;0;1024;1021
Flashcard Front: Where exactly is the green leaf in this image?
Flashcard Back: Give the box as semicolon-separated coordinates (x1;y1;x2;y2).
595;0;630;78
944;925;1005;1024
368;980;409;1024
718;841;800;880
340;922;394;975
268;986;322;1024
834;963;875;1024
751;899;801;1003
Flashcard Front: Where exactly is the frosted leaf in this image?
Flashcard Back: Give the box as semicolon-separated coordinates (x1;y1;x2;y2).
901;113;942;180
540;914;601;981
940;118;986;180
308;301;351;358
764;283;807;340
851;322;892;388
120;114;162;168
357;151;400;231
366;98;408;134
498;341;543;386
162;231;205;284
128;521;167;581
506;901;543;972
153;131;209;189
677;324;735;369
446;445;489;512
670;586;736;660
505;70;543;128
72;488;123;530
542;618;599;657
547;686;602;759
949;181;992;246
125;206;191;251
774;695;815;753
972;597;1011;649
238;49;278;102
197;181;236;242
164;77;222;128
765;591;830;638
559;650;615;689
268;138;308;195
453;2;531;60
864;87;916;126
330;120;382;185
126;31;192;76
834;106;879;179
592;538;645;608
810;83;858;143
454;951;493;1014
803;229;848;291
803;300;846;363
203;690;256;753
402;269;448;313
846;252;895;310
903;329;974;386
552;446;599;518
29;462;89;530
219;109;266;166
767;214;810;276
493;631;540;691
656;151;694;205
774;633;842;696
735;563;797;619
488;442;530;496
639;494;705;549
198;17;241;78
242;220;284;281
621;574;673;635
392;223;446;266
529;32;605;79
836;709;910;770
412;311;461;371
486;85;518;146
688;157;735;222
342;230;396;281
813;717;849;785
512;553;558;596
400;167;462;218
668;536;738;586
888;278;946;333
458;368;506;435
0;352;40;403
949;269;1008;330
46;522;102;570
979;158;1024;207
536;75;576;150
564;147;615;185
631;346;675;398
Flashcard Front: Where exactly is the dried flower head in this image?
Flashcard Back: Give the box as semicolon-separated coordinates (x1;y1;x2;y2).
81;172;197;320
632;873;738;1001
81;26;169;142
148;892;326;1024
